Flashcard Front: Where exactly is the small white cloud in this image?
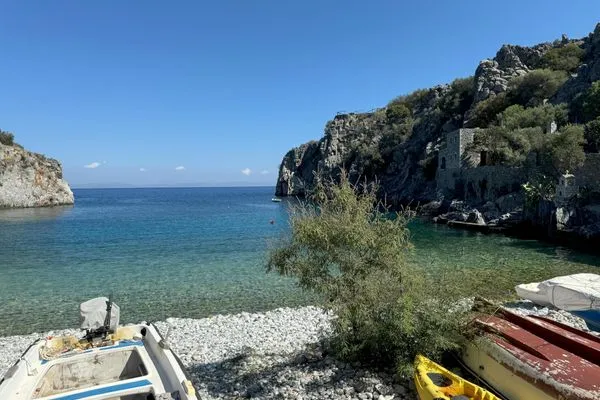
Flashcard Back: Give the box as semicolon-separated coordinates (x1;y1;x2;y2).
241;168;252;176
260;170;269;175
84;162;101;169
139;168;146;172
175;166;185;171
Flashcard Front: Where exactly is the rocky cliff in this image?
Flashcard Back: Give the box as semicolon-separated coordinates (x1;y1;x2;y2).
276;24;600;209
0;142;74;208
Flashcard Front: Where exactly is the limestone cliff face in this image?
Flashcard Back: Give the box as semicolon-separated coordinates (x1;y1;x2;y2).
0;143;74;208
276;24;600;206
471;43;550;104
275;88;457;204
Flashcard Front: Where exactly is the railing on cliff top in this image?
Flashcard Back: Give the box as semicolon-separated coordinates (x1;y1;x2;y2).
335;108;382;116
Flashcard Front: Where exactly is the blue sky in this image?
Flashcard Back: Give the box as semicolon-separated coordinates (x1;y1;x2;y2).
0;1;598;187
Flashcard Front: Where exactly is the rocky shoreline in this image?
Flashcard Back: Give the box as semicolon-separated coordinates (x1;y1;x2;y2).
0;306;412;400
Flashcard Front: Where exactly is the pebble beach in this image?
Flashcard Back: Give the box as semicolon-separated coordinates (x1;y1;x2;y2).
1;302;597;400
0;306;412;400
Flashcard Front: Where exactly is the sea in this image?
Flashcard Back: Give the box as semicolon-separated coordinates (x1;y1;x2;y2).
0;186;599;336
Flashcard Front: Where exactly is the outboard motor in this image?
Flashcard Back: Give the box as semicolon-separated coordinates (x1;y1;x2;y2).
80;296;120;344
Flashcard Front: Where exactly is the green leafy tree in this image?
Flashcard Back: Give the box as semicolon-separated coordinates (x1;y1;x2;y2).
584;117;600;152
267;173;466;373
385;102;411;124
508;69;568;106
539;43;585;72
541;124;585;175
469;126;543;166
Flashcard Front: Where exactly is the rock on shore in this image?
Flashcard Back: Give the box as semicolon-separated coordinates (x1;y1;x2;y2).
0;142;74;208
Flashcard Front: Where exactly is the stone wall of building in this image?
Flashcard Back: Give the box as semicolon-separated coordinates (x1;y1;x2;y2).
437;165;525;203
575;153;600;190
438;130;461;170
438;128;481;172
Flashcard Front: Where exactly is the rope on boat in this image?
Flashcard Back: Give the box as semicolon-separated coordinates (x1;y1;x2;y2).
39;336;84;360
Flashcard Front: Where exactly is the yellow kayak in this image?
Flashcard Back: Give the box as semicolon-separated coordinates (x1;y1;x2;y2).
414;355;500;400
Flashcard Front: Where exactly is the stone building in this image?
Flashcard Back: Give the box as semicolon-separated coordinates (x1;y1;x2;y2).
437;128;480;171
555;173;578;206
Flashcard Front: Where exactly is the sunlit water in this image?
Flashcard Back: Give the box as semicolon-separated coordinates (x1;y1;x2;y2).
0;187;599;336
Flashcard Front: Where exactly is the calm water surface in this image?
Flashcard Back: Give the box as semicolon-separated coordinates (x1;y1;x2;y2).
0;187;599;335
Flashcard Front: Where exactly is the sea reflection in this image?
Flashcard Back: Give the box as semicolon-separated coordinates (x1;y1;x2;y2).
0;205;73;222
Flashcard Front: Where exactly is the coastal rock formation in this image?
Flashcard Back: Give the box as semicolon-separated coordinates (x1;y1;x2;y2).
472;44;541;103
0;143;74;208
555;25;600;104
275;24;600;213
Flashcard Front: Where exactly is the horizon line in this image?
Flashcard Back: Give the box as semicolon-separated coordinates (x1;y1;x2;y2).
71;184;276;190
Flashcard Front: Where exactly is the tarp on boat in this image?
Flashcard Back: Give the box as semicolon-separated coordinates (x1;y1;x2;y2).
79;297;120;330
515;273;600;311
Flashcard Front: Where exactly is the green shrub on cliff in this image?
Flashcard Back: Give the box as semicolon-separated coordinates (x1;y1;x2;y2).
541;124;586;175
386;102;411;123
508;69;568;106
471;121;585;176
439;76;475;121
583;81;600;121
584;117;600;152
379;121;413;160
539;43;585;72
468;92;510;127
497;103;568;131
0;130;14;146
266;173;469;373
470;126;543;166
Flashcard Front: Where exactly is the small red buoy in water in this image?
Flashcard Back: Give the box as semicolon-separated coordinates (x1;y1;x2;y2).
269;219;275;225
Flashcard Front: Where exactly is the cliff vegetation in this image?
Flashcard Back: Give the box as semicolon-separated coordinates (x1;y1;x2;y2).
276;24;600;210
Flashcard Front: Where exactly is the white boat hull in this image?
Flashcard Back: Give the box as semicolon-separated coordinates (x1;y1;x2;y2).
0;323;197;400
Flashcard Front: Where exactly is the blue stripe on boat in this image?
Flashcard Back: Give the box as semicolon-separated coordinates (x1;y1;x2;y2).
51;379;152;400
40;340;144;364
99;340;144;350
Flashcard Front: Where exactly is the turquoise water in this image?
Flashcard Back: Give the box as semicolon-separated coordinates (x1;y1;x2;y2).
1;186;599;336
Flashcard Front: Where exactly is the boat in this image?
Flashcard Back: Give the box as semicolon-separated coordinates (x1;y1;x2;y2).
414;354;500;400
0;297;198;400
461;305;600;400
515;273;600;331
271;197;282;202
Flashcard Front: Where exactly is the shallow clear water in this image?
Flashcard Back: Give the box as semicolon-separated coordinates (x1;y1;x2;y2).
0;186;599;336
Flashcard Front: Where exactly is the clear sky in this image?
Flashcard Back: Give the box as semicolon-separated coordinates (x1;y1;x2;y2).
0;1;598;187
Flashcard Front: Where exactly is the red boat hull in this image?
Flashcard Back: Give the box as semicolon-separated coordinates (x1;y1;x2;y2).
465;308;600;400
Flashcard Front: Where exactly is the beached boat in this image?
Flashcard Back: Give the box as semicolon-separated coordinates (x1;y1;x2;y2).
462;306;600;400
0;297;197;400
515;273;600;331
414;354;499;400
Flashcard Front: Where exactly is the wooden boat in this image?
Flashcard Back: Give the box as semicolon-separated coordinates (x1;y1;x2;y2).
0;297;197;400
462;306;600;400
446;220;491;233
414;354;500;400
